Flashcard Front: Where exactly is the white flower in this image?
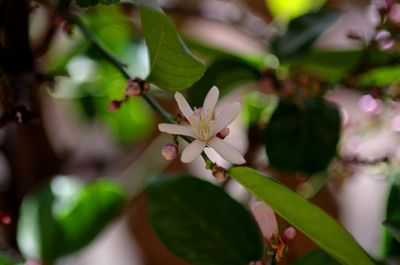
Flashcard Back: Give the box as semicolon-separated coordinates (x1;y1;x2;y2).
158;86;246;164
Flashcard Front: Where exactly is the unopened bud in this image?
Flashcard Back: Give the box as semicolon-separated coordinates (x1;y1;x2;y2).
108;100;122;112
251;202;278;240
389;3;400;25
161;143;179;160
375;30;394;50
211;166;228;182
283;227;297;243
217;127;230;139
0;213;11;225
62;22;74;36
125;79;141;97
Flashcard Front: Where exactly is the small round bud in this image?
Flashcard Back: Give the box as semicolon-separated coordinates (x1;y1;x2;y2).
161;144;179;160
283;227;297;242
217;127;230;139
125;80;141;97
211;166;228;182
0;213;11;225
108;100;122;112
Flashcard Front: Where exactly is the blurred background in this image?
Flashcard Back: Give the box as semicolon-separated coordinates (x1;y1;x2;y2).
1;0;400;264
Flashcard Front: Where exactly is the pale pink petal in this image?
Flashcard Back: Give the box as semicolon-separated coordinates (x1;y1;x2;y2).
251;201;278;240
202;86;219;114
181;140;206;163
175;92;193;120
207;137;245;164
213;102;241;134
158;124;196;138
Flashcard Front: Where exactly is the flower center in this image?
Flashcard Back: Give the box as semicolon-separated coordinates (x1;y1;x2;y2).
189;108;214;141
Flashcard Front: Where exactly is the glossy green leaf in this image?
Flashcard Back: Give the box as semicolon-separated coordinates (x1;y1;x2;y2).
382;184;400;257
263;98;340;174
272;9;340;61
228;167;375;265
139;6;206;91
75;0;119;7
188;56;261;107
17;177;125;262
146;175;262;265
293;250;340;265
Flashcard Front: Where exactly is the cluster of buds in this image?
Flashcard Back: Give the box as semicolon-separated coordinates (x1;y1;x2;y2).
108;78;150;112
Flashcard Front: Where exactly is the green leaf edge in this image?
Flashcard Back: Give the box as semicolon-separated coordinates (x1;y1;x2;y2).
228;166;375;265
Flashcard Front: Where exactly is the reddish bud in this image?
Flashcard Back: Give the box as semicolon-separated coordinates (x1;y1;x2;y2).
283;227;297;243
161;143;179;160
108;100;122;112
125;80;141;97
217;127;230;139
211;166;228;182
0;213;11;225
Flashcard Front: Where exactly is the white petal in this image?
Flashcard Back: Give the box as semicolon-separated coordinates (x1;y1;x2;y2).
175;92;193;120
202;86;219;114
181;140;206;163
251;201;278;240
207;137;245;164
213;102;241;134
158;124;196;138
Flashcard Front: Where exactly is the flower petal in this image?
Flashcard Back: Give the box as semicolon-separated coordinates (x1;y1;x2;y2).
203;86;219;114
212;102;241;134
158;124;196;138
181;140;206;163
207;137;245;164
175;92;193;120
251;201;278;240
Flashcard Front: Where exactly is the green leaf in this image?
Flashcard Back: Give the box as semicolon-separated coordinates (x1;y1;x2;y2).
56;180;125;256
188;56;261;107
293;50;363;82
228;167;375;265
139;6;206;91
383;220;400;243
293;250;340;265
358;65;400;87
272;9;340;61
263;98;340;174
17;177;125;262
382;184;400;257
75;0;119;7
146;175;262;265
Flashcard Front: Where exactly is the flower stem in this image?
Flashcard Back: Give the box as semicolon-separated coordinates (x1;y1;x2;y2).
67;12;213;165
65;12;174;124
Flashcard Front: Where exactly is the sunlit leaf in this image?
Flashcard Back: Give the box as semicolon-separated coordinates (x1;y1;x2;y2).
358;65;400;87
139;6;206;91
266;0;325;21
146;175;262;265
263;98;340;174
272;9;340;61
228;167;375;265
17;177;125;262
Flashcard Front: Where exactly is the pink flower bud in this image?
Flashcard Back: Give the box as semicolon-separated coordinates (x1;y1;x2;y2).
108;100;122;112
283;227;297;242
125;80;141;97
251;201;278;240
161;144;179;160
217;127;230;139
211;166;228;182
389;3;400;25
